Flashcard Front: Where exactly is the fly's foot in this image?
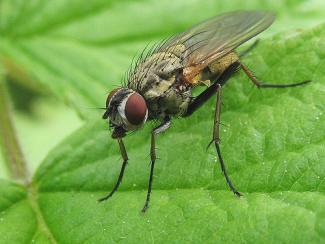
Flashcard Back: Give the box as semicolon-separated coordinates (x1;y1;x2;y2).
233;190;243;197
97;193;113;203
141;202;149;213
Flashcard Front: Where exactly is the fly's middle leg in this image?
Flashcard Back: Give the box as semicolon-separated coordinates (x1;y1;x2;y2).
142;117;171;213
239;61;311;88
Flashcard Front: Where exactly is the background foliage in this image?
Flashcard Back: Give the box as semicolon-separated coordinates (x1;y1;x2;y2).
0;0;324;243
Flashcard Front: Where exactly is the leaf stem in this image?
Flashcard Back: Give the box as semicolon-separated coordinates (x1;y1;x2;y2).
0;72;29;183
28;183;58;243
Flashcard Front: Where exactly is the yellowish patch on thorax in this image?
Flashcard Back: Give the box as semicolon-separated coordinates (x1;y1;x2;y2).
188;52;239;86
208;52;239;75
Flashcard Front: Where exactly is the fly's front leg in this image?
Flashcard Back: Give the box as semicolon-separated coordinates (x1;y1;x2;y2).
98;138;128;202
142;117;171;213
211;84;242;197
239;61;311;88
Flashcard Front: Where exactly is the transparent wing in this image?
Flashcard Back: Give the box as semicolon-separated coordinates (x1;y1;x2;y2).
160;11;275;66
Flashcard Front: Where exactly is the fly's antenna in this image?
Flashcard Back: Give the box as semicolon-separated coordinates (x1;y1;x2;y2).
80;107;107;110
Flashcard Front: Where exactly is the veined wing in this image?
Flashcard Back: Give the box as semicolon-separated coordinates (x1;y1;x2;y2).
160;11;275;67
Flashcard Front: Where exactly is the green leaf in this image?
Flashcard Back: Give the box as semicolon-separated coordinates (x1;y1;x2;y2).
0;0;325;243
0;180;55;243
1;22;325;242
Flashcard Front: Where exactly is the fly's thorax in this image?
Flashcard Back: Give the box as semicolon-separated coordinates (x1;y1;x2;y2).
128;48;184;93
103;88;148;137
128;47;192;119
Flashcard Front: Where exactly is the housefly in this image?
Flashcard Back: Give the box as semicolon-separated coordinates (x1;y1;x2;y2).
99;11;311;212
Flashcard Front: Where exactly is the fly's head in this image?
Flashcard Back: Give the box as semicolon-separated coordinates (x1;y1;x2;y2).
103;88;148;139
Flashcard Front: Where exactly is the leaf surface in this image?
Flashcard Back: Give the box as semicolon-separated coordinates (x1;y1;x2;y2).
0;0;324;243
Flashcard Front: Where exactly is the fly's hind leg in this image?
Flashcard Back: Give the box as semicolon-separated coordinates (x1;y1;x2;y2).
182;62;242;197
239;61;311;88
209;84;242;196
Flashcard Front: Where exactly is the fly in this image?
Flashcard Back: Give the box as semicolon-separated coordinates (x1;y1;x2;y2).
99;10;311;212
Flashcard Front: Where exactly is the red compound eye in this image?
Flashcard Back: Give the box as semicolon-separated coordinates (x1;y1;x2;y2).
125;93;147;125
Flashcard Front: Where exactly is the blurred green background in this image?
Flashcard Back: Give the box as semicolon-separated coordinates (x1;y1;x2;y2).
0;0;324;243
